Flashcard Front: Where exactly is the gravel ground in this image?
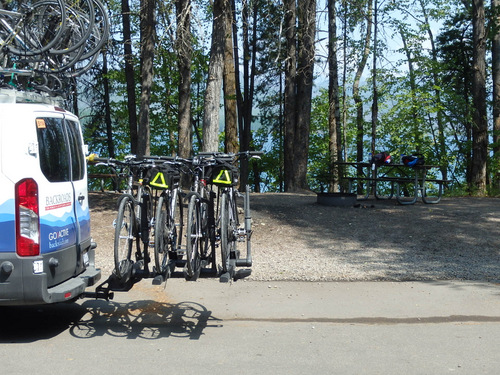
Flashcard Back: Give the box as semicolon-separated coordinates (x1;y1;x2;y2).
89;191;500;283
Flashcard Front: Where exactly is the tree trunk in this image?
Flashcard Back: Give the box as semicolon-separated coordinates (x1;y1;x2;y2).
328;0;340;192
283;0;297;191
353;0;372;191
122;0;138;155
239;0;258;189
202;0;226;152
492;0;500;190
294;0;315;191
102;51;115;158
283;0;316;192
371;0;378;155
471;0;488;194
341;0;347;162
223;0;238;154
137;0;155;158
176;0;192;159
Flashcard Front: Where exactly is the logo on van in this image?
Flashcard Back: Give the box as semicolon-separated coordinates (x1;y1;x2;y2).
48;228;69;241
48;227;70;249
46;193;72;211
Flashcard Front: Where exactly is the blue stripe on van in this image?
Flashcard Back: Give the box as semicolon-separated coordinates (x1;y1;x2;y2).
0;216;15;252
0;200;15;252
0;200;90;253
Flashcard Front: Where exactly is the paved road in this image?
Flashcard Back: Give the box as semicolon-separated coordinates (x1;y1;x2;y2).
1;279;500;374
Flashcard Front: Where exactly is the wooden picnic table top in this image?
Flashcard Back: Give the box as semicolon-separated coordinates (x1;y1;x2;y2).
334;161;441;169
334;162;448;205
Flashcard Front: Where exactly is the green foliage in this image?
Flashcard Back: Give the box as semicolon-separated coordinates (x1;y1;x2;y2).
308;89;331;192
75;0;500;195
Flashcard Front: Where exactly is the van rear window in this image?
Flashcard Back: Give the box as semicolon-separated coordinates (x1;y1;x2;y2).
36;117;85;182
66;120;85;181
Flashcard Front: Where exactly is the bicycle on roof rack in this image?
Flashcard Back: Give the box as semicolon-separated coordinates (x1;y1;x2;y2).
0;0;110;97
0;0;67;57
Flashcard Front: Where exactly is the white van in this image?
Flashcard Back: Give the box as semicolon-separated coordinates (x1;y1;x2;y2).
0;90;101;305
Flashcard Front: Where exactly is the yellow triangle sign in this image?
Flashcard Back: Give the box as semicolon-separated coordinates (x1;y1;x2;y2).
150;172;169;188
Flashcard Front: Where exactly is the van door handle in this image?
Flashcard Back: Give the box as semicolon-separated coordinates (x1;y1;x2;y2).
78;194;85;204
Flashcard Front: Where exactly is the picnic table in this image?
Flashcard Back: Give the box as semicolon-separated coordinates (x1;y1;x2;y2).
336;162;450;205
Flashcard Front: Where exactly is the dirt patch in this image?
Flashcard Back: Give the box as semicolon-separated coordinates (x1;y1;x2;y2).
89;191;500;282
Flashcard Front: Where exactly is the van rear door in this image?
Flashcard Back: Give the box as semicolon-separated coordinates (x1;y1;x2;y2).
35;112;90;286
65;117;91;271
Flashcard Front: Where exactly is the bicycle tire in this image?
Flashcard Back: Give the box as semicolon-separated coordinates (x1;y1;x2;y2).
184;194;201;281
170;189;184;258
139;187;154;248
79;0;109;60
113;196;136;279
5;0;67;56
65;51;99;77
154;193;168;274
154;189;183;275
50;0;95;54
220;190;237;273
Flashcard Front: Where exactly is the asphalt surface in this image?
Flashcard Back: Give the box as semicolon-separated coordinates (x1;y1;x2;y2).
1;278;500;374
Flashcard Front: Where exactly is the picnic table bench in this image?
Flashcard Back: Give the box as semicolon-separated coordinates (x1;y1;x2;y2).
336;162;451;205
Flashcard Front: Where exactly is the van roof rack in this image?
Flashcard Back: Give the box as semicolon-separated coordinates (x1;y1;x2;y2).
0;88;63;106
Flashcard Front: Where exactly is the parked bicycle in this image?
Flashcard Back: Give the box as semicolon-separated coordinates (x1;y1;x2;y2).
177;151;262;282
148;158;184;283
205;151;262;282
88;150;262;288
176;155;219;281
88;155;157;283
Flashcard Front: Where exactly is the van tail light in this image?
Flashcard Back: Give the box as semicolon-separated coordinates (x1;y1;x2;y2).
15;178;40;257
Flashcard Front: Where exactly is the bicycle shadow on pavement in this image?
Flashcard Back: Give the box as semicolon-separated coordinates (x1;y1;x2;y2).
70;298;222;340
0;298;221;343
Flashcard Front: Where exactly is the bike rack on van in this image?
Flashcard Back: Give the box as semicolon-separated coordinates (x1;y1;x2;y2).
82;256;168;301
0;87;63;105
82;265;144;301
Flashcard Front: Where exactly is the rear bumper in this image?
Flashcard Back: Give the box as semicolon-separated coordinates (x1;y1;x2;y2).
0;263;101;306
0;244;101;306
44;265;101;303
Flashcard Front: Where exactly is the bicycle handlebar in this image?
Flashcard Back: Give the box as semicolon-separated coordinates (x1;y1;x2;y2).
197;151;264;161
86;151;264;174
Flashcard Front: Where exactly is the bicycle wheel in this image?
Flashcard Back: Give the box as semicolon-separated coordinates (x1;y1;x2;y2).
154;193;168;274
199;190;215;270
79;0;109;60
114;196;136;279
170;188;183;258
185;194;201;281
140;188;154;247
50;0;95;54
154;190;183;275
220;190;237;273
5;0;67;56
